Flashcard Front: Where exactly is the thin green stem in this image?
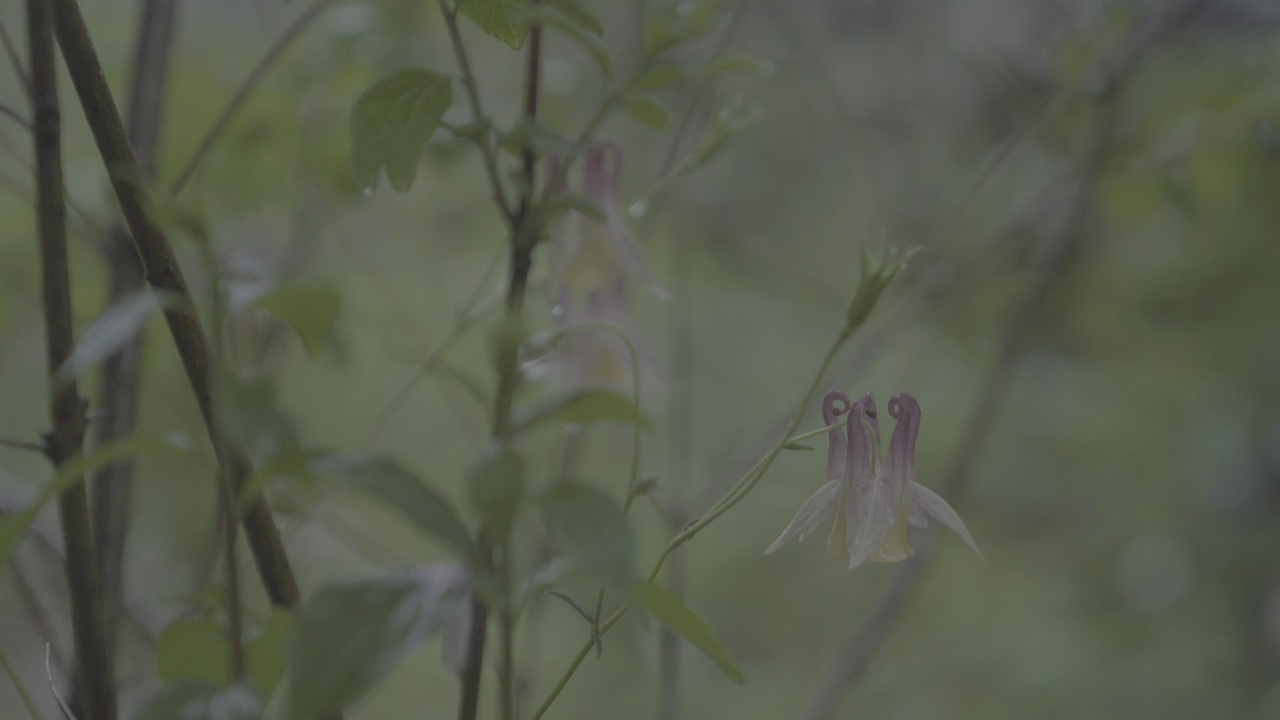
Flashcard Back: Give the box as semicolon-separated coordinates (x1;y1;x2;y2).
533;323;854;719
438;0;513;221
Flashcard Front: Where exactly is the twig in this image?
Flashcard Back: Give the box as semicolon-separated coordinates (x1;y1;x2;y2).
29;0;116;715
168;0;336;195
75;1;178;711
51;0;302;610
438;0;513;221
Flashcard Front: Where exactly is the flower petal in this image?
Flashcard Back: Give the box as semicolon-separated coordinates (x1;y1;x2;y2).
909;481;984;561
583;142;669;300
846;393;880;482
764;479;842;554
821;391;852;483
844;475;896;570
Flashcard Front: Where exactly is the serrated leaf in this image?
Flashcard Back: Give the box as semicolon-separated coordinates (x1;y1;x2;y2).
54;289;178;386
546;0;603;36
511;388;650;434
136;682;263;720
466;445;525;539
460;0;529;49
350;69;453;192
0;434;194;569
157;618;230;686
640;582;744;683
287;569;468;719
621;96;672;131
257;281;341;358
542;484;635;598
309;454;478;562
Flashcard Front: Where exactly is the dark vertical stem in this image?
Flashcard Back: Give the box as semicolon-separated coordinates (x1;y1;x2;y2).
458;8;543;720
28;0;116;716
84;0;177;696
456;596;489;720
50;0;301;609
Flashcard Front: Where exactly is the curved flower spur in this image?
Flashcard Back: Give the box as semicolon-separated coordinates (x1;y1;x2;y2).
765;391;983;569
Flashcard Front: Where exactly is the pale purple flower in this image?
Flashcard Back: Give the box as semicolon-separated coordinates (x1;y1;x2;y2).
537;141;666;395
766;392;982;569
544;141;668;301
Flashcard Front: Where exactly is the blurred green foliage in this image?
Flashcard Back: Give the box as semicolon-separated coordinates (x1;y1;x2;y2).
1;0;1279;718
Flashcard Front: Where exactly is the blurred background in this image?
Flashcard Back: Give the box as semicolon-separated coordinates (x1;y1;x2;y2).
2;0;1279;718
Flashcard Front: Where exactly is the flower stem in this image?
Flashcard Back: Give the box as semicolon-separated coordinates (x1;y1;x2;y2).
534;322;855;719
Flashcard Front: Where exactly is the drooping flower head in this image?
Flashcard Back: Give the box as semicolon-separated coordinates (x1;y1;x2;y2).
766;391;983;569
537;141;665;394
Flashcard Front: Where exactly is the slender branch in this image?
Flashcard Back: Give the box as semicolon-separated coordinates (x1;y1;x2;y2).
76;1;178;711
0;641;43;720
28;0;116;716
438;0;513;221
51;0;302;609
169;0;336;196
456;596;489;720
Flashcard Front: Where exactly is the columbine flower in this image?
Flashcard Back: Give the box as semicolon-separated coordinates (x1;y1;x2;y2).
536;141;665;394
766;391;982;569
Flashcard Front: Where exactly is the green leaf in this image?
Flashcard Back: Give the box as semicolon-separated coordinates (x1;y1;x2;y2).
542;483;635;598
157;618;230;686
246;609;292;697
466;446;525;539
0;434;194;569
310;454;478;562
643;0;719;53
55;289;178;386
633;63;690;92
137;682;263;720
621;96;673;131
156;611;292;698
640;582;744;683
256;281;342;358
511;388;650;434
460;0;529;49
214;373;298;464
546;0;603;36
515;7;610;75
350;69;453;192
287;569;468;719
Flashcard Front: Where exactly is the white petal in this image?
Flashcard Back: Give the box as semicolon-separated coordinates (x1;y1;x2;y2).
764;480;842;554
845;476;896;570
909;482;984;561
